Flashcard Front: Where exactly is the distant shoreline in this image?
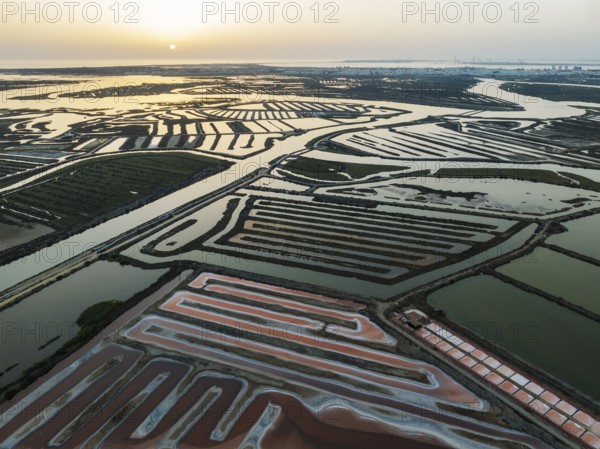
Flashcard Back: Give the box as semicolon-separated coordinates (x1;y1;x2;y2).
2;60;600;72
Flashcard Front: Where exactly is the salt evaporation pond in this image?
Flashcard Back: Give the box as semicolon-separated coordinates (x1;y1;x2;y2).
428;275;600;401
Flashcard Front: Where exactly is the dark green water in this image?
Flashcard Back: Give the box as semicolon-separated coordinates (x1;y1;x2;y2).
0;261;167;388
498;247;600;315
428;275;600;401
547;214;600;262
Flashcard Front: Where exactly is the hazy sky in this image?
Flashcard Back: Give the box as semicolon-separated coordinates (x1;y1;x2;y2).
0;0;599;65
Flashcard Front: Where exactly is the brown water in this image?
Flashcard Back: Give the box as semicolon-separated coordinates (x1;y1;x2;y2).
0;344;550;449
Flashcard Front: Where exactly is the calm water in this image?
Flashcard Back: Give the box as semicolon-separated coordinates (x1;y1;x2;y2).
0;261;166;388
0;222;53;251
546;214;600;262
498;247;600;315
428;275;600;401
0;100;454;294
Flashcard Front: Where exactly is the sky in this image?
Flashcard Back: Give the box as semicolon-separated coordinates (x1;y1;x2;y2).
0;0;599;66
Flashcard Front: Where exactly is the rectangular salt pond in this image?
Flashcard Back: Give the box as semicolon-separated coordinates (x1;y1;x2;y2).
427;275;600;401
546;214;600;263
497;247;600;315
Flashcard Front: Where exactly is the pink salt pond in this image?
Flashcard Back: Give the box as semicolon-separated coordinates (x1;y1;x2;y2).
486;373;504;386
574;411;596;428
497;365;515;378
511;373;530;387
514;390;534;405
472;364;491;377
448;348;465;360
563;420;586;438
541;391;560;406
471;349;487;361
459;342;475;353
459;356;477;368
484;357;502;370
557;400;578;417
530;400;551;415
582;432;600;449
499;381;519;395
525;382;544;397
545;410;568;426
436;341;453;353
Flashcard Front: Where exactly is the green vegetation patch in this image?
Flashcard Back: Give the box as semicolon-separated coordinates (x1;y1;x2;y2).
283;156;408;182
61;82;199;99
1;152;232;230
315;75;519;109
501;82;600;103
77;300;123;329
559;172;600;191
435;167;600;192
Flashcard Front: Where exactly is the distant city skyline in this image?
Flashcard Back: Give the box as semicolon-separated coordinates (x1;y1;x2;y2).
0;0;598;65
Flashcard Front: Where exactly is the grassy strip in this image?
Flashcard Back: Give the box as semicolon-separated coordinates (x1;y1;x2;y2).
283;157;407;182
559;172;600;191
60;82;199;99
435;167;600;192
